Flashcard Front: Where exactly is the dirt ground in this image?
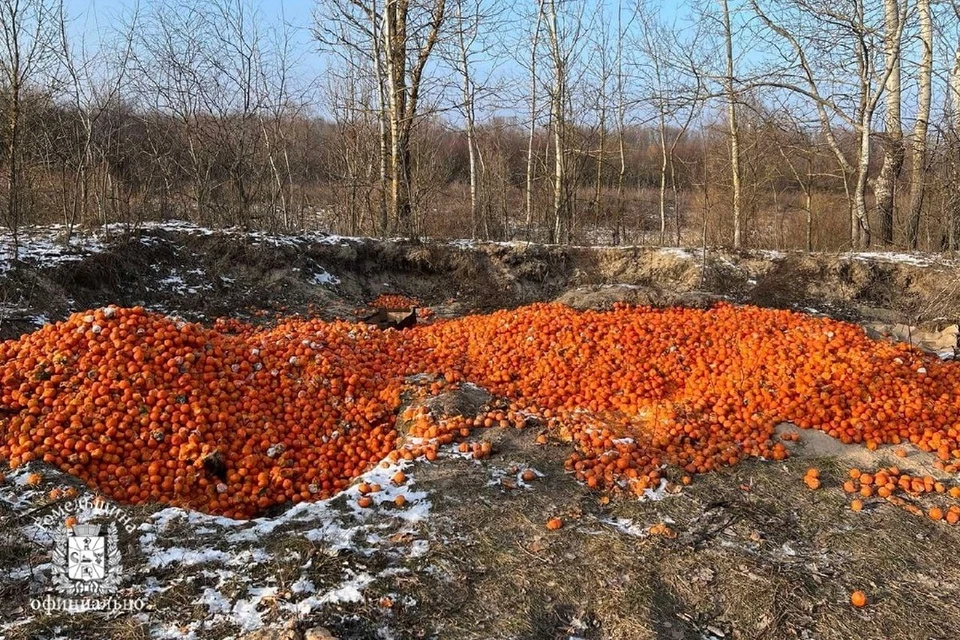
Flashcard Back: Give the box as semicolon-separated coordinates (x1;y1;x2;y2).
2;224;960;640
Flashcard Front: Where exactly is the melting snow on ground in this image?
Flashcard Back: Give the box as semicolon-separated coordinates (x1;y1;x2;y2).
843;250;954;267
0;458;432;638
0;225;106;273
311;268;340;286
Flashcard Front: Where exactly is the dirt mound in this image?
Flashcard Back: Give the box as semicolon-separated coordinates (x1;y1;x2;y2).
2;225;960;342
555;284;722;310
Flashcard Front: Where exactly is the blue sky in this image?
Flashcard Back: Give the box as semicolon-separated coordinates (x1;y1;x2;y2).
59;0;696;124
63;0;692;79
64;0;318;50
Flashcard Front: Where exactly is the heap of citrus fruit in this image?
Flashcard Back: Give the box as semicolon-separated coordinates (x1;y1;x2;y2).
1;302;959;518
370;294;420;309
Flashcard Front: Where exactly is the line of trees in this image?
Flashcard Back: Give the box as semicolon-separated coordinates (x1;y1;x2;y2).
2;0;960;253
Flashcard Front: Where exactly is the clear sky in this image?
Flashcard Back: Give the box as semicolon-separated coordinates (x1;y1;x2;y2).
64;0;320;53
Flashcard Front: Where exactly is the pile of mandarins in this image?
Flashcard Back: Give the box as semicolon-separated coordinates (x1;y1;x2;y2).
371;294;420;309
2;302;959;519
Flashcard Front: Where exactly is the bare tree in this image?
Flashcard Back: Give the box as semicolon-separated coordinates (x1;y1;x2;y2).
524;0;545;232
750;0;907;249
258;14;312;231
637;5;704;247
0;0;60;256
545;0;566;242
613;1;628;245
539;0;591;243
875;0;904;246
382;0;446;234
907;0;932;248
450;0;484;237
721;0;743;249
584;8;618;239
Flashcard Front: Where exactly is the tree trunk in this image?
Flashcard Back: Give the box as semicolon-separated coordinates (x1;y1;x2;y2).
593;110;605;230
546;0;565;244
6;84;21;259
804;156;813;252
721;0;742;249
658;111;668;245
951;43;960;251
456;0;479;238
593;58;606;231
614;13;625;246
381;0;444;237
371;2;390;236
875;0;903;246
524;1;544;234
907;0;931;249
854;123;872;249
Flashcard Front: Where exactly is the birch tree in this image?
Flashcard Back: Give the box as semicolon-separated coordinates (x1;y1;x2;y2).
874;0;904;246
545;0;566;242
382;0;446;235
907;0;932;248
721;0;743;249
949;10;960;250
750;0;907;249
450;0;487;238
524;0;545;232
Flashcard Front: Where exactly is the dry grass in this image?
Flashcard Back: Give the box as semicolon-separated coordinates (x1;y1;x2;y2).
376;426;960;640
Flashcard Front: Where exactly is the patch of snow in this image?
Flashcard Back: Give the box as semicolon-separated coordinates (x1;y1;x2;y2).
754;249;786;260
233;586;278;631
158;274;185;288
641;477;671;501
144;546;234;570
149;621;200;640
600;516;649;538
290;570;374;615
0;225;106;273
197;586;233;615
408;539;430;558
311;269;340;286
656;246;694;260
843;251;942;267
291;577;315;594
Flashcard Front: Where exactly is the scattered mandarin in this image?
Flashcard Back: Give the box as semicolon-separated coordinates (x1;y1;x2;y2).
850;590;867;608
